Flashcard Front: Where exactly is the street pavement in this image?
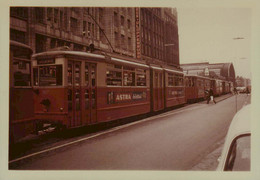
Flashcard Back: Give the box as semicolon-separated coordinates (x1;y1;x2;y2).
11;94;250;170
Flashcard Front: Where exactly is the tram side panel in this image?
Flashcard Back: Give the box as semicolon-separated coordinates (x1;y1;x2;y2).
165;71;185;107
96;62;150;123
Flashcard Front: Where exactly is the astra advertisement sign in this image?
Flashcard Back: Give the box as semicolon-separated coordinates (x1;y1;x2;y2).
107;91;147;104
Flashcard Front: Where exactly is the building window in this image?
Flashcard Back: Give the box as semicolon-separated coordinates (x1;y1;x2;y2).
114;32;119;48
47;8;53;22
59;11;63;27
10;29;26;44
92;23;95;38
121;35;125;49
54;9;58;23
87;22;91;37
10;7;28;19
128;37;132;51
127;8;132;16
99;8;104;25
114;12;118;27
50;39;56;49
70;17;78;34
127;19;131;29
99;29;105;43
83;21;86;36
120;15;124;27
35;7;45;23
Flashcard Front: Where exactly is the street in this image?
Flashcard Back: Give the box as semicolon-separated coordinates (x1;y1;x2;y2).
12;94;250;170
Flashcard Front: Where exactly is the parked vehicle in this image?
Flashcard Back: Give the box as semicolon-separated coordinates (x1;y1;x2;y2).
217;105;250;171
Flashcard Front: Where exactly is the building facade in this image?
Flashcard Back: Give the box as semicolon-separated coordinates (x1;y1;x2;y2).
181;62;236;84
10;7;180;67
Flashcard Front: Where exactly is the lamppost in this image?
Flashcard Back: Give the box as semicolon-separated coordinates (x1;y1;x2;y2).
233;37;245;112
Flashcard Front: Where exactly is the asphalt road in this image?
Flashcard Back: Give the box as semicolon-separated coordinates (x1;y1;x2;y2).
14;94;250;170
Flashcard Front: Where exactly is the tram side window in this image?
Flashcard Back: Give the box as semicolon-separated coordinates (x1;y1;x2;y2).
39;65;62;86
177;75;184;86
12;59;31;86
168;73;174;87
169;73;183;87
136;69;146;86
106;64;122;86
123;66;135;86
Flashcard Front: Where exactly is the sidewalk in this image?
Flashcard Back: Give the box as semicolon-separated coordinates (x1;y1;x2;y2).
215;93;234;103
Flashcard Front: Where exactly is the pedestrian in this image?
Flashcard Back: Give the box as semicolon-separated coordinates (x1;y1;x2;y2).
246;87;250;95
234;87;237;95
205;89;210;103
207;88;216;104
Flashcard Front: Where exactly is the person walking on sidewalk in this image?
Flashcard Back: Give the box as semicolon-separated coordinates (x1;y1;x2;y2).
207;88;217;104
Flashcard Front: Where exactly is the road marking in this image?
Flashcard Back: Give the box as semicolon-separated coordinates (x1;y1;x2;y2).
9;104;206;164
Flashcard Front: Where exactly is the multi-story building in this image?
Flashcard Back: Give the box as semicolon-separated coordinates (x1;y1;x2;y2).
10;7;180;67
137;8;179;67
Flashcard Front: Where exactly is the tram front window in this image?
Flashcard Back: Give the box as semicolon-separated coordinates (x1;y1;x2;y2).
38;65;62;86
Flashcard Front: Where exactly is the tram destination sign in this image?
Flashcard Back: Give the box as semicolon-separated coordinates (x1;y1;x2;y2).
37;58;55;65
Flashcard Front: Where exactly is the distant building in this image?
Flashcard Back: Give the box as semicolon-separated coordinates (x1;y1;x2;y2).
180;62;236;84
10;7;180;67
236;76;251;87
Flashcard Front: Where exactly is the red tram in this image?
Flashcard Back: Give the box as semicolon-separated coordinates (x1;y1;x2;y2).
9;41;34;143
31;50;185;129
10;47;234;142
184;75;211;102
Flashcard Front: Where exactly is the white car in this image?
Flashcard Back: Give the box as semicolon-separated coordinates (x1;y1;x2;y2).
217;105;251;171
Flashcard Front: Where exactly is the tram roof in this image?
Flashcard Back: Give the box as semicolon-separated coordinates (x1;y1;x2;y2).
32;50;150;68
32;50;105;60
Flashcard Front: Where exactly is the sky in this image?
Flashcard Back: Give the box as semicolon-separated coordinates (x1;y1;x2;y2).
177;8;252;78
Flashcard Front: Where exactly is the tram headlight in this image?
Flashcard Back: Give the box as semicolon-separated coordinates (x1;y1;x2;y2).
60;107;64;112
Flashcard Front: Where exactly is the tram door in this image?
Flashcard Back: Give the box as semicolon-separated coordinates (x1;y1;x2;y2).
152;70;164;111
67;61;82;127
83;63;97;124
